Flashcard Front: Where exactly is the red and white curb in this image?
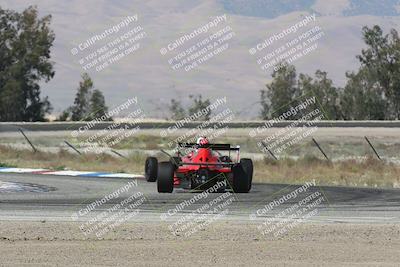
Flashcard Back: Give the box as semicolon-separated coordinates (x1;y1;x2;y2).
0;167;144;179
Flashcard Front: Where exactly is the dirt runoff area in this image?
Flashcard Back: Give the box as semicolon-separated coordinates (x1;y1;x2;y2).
0;221;400;266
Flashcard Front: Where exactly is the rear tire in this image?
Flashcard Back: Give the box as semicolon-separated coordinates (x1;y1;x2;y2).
157;162;174;193
232;163;250;193
145;157;158;182
240;158;253;191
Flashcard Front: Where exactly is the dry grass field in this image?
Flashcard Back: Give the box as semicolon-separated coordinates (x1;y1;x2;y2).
1;143;399;188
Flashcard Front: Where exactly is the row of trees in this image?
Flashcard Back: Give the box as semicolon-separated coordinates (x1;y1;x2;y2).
260;25;400;120
0;6;109;122
169;95;212;121
1;6;399;121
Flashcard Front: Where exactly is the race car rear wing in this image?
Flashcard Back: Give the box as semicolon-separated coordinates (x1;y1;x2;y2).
178;143;240;151
177;142;241;162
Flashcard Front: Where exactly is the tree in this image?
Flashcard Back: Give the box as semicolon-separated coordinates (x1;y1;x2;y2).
259;26;400;121
169;99;185;120
89;89;109;120
0;6;54;121
259;90;270;120
298;70;341;120
64;73;110;121
260;65;343;120
340;69;386;120
188;94;211;121
356;25;400;119
71;73;93;121
167;95;212;121
56;108;72;121
260;64;297;119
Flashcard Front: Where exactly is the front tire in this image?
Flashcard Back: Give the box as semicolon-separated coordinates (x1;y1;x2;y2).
145;157;158;182
157;162;175;193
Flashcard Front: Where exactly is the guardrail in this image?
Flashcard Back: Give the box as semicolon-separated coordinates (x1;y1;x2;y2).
0;121;399;132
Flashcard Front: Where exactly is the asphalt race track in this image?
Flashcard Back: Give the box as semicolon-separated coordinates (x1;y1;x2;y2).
1;173;400;224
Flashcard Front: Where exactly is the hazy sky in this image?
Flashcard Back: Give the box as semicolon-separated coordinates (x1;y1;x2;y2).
2;0;400;118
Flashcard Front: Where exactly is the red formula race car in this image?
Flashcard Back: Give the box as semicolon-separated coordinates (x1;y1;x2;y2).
144;140;253;193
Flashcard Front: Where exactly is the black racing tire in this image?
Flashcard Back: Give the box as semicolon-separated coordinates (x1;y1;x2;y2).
157;162;175;193
145;157;158;182
232;163;250;193
240;158;253;191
